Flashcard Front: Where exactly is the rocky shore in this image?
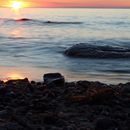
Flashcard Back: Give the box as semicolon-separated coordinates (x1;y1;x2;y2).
0;73;130;130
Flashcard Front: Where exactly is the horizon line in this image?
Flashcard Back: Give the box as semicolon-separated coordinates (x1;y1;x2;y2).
0;7;130;9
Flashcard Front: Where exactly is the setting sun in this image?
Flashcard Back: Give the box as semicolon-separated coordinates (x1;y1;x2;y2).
11;1;22;10
3;0;29;10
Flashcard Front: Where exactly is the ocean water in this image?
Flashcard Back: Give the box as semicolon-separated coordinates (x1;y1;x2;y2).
0;8;130;83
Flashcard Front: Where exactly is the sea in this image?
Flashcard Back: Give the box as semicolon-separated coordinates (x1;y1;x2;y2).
0;8;130;84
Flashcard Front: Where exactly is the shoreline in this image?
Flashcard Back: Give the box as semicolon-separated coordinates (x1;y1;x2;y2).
1;66;130;85
0;73;130;130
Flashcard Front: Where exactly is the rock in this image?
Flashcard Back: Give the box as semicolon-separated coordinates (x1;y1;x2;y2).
68;86;115;104
86;87;115;104
31;81;36;85
76;81;90;88
68;95;87;102
5;78;31;94
43;112;66;126
121;82;130;93
0;85;7;94
95;118;118;130
65;43;130;58
43;113;59;125
0;110;8;118
1;122;23;130
5;78;29;88
43;73;65;87
0;80;4;85
12;115;34;129
16;18;31;22
5;91;16;98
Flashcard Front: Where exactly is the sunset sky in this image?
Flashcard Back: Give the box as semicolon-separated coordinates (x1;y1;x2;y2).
0;0;130;8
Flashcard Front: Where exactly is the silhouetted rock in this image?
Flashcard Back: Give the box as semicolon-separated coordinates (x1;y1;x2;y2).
65;43;130;58
43;73;65;87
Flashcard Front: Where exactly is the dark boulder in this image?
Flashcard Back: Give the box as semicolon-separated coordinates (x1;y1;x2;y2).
65;43;130;58
43;73;65;87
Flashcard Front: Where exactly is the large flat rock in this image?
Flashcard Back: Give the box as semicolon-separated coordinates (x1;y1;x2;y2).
65;43;130;58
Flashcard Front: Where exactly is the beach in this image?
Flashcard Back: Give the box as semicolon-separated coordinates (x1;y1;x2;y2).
0;73;130;130
0;8;130;130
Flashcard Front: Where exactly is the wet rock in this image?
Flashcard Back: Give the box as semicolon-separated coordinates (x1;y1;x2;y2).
44;73;65;87
65;43;130;58
95;118;119;130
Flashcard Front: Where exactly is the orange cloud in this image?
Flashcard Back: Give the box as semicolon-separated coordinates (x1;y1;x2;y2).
0;0;130;8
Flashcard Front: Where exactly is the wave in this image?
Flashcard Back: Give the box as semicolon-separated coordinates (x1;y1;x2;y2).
104;69;130;74
95;21;130;27
0;18;83;25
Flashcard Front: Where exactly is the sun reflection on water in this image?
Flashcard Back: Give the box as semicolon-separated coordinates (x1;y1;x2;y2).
10;27;24;38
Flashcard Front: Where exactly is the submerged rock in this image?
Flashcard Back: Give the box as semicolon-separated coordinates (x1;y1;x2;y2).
16;18;31;22
65;43;130;58
43;73;65;87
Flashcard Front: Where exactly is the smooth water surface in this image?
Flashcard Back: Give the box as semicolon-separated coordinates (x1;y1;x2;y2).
0;8;130;83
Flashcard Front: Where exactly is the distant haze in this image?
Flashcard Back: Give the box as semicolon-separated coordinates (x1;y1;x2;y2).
0;0;130;8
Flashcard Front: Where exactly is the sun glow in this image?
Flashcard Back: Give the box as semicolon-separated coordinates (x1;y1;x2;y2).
11;1;22;10
4;0;29;11
8;74;24;80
